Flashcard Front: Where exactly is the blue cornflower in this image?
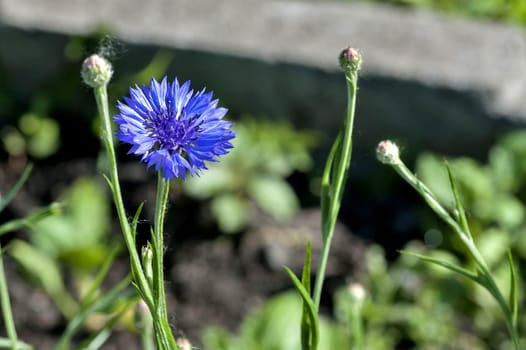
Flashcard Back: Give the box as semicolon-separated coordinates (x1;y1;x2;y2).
114;77;235;180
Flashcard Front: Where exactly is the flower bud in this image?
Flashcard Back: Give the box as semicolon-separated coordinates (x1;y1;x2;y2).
141;244;154;285
176;337;192;350
81;54;113;87
376;140;400;165
339;47;362;73
348;282;367;302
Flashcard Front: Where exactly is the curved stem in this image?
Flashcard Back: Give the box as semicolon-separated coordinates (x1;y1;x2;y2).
93;85;153;306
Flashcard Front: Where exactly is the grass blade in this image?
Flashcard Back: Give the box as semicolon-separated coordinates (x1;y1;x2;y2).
507;250;518;326
400;250;480;283
445;161;471;239
0;164;32;214
285;266;319;350
300;242;312;349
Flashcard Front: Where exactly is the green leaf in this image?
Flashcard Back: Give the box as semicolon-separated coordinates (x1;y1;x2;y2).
101;174;113;193
445;161;471;238
490;195;525;230
22;115;60;159
54;276;134;350
29;177;111;267
74;328;112;350
210;194;249;233
80;245;120;306
131;202;145;240
320;131;342;240
0;202;62;237
184;166;235;199
247;176;299;222
284;266;319;350
300;242;312;349
507;250;518;326
8;239;77;318
477;228;510;267
399;250;480;283
237;292;305;350
0;164;32;214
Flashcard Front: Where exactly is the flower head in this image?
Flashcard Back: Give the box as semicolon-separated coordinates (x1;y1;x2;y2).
376;140;400;165
81;54;113;87
114;77;235;180
339;47;362;74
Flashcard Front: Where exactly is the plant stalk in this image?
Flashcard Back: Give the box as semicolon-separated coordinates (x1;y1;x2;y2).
313;71;358;310
0;243;19;350
391;160;521;349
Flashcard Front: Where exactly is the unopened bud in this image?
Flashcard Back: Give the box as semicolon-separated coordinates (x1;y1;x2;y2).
348;282;367;302
81;54;113;87
376;140;400;165
339;47;362;73
176;337;192;350
142;244;153;285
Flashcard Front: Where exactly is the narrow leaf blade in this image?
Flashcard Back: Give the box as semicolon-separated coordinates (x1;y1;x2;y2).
445;161;471;238
507;250;518;326
0;164;32;214
400;250;479;283
321;131;342;240
131;202;145;239
284;266;319;350
300;242;312;349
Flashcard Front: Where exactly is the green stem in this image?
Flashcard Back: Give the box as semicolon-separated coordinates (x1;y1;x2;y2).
93;83;177;349
313;72;358;310
0;243;19;350
0;339;32;350
93;85;153;307
153;174;170;316
481;273;521;349
151;174;177;349
350;295;364;350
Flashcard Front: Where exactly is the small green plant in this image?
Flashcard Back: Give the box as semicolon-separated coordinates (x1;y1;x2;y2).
377;139;522;349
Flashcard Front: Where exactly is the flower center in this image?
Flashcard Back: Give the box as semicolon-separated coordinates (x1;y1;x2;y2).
147;109;196;152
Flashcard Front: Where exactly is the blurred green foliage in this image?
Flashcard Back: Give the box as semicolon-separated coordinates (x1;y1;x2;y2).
367;0;526;25
202;292;350;350
26;177;111;267
200;130;526;349
1;111;60;159
8;177;119;318
184;117;318;233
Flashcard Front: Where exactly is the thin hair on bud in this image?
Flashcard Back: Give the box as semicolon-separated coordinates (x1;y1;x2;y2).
96;35;127;61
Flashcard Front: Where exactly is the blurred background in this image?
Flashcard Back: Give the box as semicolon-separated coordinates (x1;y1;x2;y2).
1;0;526;349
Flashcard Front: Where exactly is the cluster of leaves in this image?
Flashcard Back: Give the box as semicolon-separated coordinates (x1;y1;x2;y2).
201;291;351;350
184;117;318;233
365;0;526;25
